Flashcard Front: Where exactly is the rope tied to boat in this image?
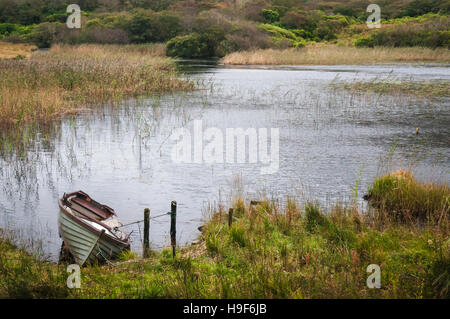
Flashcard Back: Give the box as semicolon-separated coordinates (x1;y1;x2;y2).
114;211;172;230
95;245;116;267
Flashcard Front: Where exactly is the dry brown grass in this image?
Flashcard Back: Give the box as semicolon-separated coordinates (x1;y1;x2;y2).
0;44;192;126
222;45;450;65
0;41;37;59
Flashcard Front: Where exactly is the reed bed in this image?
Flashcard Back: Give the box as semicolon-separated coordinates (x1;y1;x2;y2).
0;44;192;126
222;45;450;65
333;78;450;99
365;170;449;225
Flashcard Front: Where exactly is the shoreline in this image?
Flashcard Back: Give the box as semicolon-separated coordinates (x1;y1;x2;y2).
1;171;448;298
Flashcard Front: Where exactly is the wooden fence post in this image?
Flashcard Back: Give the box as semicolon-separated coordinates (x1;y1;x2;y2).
143;208;150;258
228;208;233;228
170;201;177;258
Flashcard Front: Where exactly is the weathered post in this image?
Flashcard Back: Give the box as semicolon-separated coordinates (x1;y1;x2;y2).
170;201;177;258
143;208;150;258
228;208;233;228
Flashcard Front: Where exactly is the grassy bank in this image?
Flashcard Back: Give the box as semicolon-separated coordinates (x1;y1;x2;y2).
0;230;68;298
0;43;192;127
222;45;450;65
1;170;448;298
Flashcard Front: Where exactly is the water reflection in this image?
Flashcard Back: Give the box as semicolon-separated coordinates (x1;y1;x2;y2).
0;61;449;260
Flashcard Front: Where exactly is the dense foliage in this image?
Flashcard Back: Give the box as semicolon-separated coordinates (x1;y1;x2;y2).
0;0;449;56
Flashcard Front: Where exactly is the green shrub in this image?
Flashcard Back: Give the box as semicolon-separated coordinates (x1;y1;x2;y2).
85;18;103;29
166;33;210;58
43;12;69;23
355;16;450;48
166;27;225;58
30;22;63;48
280;11;321;31
271;5;289;17
0;23;17;36
0;23;34;41
315;17;348;41
370;29;449;48
127;9;181;43
156;12;183;41
354;36;375;47
315;22;337;41
292;39;306;48
220;22;273;53
261;9;280;23
403;0;449;17
258;23;305;47
384;13;444;25
259;23;297;40
292;29;314;40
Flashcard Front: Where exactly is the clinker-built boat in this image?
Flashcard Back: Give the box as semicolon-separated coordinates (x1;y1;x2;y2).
58;191;130;266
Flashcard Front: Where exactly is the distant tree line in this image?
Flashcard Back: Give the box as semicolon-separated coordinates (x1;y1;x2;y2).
0;0;448;56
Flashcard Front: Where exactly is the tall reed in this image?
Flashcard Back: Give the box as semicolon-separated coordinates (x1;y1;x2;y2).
222;45;450;65
0;44;192;127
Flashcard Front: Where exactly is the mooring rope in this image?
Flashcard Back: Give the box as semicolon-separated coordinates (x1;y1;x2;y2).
115;212;171;229
95;245;115;267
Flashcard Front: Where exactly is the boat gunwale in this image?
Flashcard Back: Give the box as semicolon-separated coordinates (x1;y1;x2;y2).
63;190;116;218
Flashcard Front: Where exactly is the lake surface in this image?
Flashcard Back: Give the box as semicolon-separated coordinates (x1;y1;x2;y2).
1;61;449;260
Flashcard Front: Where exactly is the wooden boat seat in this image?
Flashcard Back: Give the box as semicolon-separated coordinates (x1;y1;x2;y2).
71;197;112;220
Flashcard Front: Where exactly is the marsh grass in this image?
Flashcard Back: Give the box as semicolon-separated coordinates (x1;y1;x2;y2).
333;78;450;99
365;170;449;226
0;44;193;127
222;45;450;65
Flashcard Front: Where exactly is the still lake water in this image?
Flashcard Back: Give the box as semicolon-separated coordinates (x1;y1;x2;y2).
1;61;449;260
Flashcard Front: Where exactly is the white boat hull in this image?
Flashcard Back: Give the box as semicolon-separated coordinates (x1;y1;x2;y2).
58;206;130;265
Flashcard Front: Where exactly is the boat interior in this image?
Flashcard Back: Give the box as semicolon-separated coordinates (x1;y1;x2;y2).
62;191;128;241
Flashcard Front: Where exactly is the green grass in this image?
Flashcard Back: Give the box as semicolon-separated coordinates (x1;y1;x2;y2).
0;232;68;298
1;171;448;299
365;170;449;225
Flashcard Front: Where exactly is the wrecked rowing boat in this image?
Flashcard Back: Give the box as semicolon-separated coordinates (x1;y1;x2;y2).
58;191;130;266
